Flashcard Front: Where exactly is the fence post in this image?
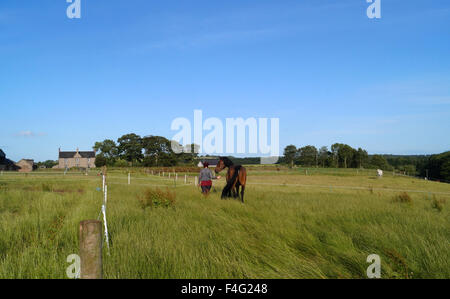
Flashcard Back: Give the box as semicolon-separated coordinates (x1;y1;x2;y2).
184;174;187;184
79;220;102;279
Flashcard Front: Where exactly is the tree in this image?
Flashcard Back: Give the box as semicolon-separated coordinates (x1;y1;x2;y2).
297;145;318;167
36;160;58;168
179;143;200;165
95;154;107;167
117;133;143;165
283;145;297;168
318;146;329;168
93;139;118;165
142;135;177;167
331;143;354;168
354;148;369;169
422;151;450;181
370;155;391;170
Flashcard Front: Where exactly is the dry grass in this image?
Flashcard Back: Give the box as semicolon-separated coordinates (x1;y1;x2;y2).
393;192;413;203
138;188;176;209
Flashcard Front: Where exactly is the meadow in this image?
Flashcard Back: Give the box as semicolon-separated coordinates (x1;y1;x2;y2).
0;167;448;279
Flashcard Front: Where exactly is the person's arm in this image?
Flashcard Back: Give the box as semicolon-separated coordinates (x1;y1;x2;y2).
209;169;220;180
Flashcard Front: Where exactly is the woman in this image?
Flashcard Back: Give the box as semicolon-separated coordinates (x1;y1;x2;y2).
198;162;220;196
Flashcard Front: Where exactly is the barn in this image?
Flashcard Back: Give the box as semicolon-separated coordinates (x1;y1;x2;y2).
15;159;35;173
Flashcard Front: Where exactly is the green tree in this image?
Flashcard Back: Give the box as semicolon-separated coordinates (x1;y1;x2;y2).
331;143;354;168
142;135;177;167
297;145;318;167
93;139;118;165
36;160;58;169
180;143;200;165
370;155;391;170
95;154;107;167
354;148;369;168
117;133;143;165
283;145;297;168
318;146;329;168
423;151;450;181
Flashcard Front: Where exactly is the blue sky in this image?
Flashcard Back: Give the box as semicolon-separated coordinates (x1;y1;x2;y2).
0;0;449;162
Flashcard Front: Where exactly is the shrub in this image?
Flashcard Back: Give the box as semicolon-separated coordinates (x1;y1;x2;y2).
114;159;128;167
393;192;412;203
431;197;445;212
138;188;176;209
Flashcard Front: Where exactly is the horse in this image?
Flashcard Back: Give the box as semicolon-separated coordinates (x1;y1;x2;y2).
214;157;247;203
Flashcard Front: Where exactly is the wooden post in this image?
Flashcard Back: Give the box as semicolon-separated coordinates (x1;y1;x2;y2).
79;220;102;279
184;174;187;184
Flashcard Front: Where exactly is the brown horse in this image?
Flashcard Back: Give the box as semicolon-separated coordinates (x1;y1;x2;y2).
215;157;247;202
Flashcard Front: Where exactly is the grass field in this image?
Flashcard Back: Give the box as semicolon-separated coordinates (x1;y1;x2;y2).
0;167;449;279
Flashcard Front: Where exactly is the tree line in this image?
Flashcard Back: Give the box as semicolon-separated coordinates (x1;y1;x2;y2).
282;143;384;169
93;133;200;167
34;133;450;182
282;144;450;182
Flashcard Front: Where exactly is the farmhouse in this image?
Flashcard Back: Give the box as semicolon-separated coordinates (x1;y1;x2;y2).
58;148;96;169
15;159;35;172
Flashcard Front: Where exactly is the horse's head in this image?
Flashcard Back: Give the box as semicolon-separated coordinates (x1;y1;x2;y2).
215;157;233;174
215;158;226;174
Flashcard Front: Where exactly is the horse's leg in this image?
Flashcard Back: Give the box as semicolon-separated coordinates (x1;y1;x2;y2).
240;169;246;203
225;169;233;198
234;181;240;198
221;185;229;199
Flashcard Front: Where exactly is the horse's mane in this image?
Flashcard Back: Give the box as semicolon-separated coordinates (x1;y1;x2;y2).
219;157;234;167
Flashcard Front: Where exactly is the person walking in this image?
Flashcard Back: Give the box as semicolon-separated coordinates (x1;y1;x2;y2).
198;162;220;196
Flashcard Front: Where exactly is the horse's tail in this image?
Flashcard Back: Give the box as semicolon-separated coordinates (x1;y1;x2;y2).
223;166;241;195
230;165;241;185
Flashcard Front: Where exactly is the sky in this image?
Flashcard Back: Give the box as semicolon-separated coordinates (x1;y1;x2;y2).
0;0;449;162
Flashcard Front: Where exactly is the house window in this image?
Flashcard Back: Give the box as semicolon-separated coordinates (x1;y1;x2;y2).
64;159;68;166
76;158;79;166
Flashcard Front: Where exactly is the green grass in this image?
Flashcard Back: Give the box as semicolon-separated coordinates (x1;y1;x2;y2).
0;169;449;278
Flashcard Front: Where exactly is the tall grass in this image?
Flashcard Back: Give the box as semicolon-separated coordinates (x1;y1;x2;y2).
0;171;449;278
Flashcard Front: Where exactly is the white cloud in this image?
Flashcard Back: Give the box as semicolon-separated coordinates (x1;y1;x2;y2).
15;131;47;137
